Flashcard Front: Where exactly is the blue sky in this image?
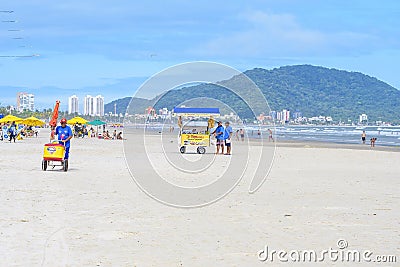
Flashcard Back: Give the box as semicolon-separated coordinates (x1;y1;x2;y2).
0;0;399;110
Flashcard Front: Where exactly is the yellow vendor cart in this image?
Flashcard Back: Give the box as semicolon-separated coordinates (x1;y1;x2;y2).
173;107;220;154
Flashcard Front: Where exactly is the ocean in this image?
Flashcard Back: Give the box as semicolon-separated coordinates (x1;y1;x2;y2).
125;123;400;147
245;125;400;147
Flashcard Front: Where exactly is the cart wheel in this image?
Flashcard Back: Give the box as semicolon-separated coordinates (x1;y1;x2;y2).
42;160;47;171
197;147;206;154
179;146;186;154
63;159;68;172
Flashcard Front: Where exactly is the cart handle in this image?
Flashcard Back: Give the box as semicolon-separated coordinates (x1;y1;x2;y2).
50;139;67;145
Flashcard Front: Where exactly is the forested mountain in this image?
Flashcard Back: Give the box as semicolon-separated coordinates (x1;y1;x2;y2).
106;65;400;122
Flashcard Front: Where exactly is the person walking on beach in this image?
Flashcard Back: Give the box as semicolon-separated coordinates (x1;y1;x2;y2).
268;128;274;142
239;128;245;142
361;131;366;144
55;118;73;161
224;121;233;155
235;130;240;141
212;121;225;154
370;137;377;148
8;121;17;143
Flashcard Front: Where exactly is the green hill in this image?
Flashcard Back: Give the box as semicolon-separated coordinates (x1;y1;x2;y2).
106;65;400;122
105;97;151;115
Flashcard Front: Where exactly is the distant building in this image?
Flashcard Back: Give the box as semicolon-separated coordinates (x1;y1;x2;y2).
94;95;104;116
269;111;277;121
84;95;95;116
359;113;368;123
68;95;79;114
292;111;302;120
84;95;104;116
282;109;290;123
16;92;34;112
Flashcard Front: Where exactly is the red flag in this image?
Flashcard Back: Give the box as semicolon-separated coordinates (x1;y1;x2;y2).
49;100;60;127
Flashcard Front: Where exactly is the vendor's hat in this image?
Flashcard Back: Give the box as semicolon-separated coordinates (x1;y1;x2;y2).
60;118;67;124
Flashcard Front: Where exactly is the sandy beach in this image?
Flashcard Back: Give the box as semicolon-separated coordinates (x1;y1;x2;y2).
0;129;399;266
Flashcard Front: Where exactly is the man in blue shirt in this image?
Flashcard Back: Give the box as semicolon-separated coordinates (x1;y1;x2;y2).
224;121;233;155
55;118;73;160
212;121;225;154
8;121;17;143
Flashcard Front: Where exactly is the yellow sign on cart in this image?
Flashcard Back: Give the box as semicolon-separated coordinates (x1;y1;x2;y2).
180;134;210;146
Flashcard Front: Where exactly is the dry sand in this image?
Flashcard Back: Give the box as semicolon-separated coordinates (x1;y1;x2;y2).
0;129;399;266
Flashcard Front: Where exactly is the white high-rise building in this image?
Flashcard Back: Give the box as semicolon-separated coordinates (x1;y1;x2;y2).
84;94;104;116
84;95;95;116
94;95;104;116
68;95;79;114
16;92;34;112
282;109;290;123
359;113;368;123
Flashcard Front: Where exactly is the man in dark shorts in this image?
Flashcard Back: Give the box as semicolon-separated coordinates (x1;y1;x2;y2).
212;121;225;154
8;121;17;143
361;131;366;144
239;128;245;142
224;121;233;155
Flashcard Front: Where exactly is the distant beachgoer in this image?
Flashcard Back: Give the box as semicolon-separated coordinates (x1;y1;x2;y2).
361;131;366;144
370;137;377;148
212;121;225;154
117;132;123;140
177;116;182;128
235;130;240;141
113;130;117;139
224;121;233;155
50;125;56;142
239;128;245;142
8;121;17;143
268;128;274;142
103;130;111;140
257;129;261;137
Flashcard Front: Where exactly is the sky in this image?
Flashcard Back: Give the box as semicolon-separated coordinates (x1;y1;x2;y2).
0;0;399;110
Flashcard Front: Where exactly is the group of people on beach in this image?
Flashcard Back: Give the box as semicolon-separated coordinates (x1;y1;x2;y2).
102;129;123;140
212;121;233;155
68;123;123;140
0;121;40;143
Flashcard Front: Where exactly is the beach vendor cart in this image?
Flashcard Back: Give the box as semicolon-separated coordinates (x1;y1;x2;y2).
173;107;220;154
42;141;68;171
42;100;69;171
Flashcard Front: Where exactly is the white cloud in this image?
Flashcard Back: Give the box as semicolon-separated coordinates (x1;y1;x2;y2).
195;11;379;58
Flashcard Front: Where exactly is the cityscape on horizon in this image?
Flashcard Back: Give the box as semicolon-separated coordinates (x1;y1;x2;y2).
0;92;379;126
68;94;105;117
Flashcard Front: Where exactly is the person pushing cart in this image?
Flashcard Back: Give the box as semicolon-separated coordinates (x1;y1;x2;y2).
55;118;73;160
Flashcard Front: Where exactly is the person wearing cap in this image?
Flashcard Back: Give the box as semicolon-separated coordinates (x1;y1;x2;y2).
211;121;225;154
55;118;73;160
223;121;233;155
